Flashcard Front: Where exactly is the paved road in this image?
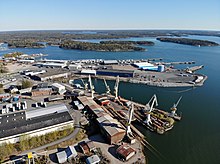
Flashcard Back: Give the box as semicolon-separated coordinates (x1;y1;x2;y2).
19;110;81;155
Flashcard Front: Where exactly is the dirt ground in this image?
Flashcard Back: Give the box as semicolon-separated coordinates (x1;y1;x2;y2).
6;63;38;73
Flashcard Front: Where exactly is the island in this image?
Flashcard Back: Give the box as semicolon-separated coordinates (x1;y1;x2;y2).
1;30;220;47
59;40;146;51
7;41;46;48
156;37;219;46
100;40;155;46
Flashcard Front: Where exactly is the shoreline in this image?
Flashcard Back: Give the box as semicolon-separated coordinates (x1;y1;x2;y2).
90;75;208;88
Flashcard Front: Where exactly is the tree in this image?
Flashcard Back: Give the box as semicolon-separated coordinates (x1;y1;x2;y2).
0;88;4;94
29;136;38;148
21;80;32;89
0;143;14;162
19;135;30;151
0;64;8;73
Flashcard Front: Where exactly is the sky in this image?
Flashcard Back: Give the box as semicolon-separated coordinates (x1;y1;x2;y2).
0;0;219;31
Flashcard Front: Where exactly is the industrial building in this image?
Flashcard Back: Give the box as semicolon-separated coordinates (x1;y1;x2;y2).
81;69;97;75
116;144;136;161
77;96;126;144
18;59;35;63
96;69;134;77
77;96;106;118
86;155;100;164
31;69;71;81
97;114;126;144
19;87;32;94
31;88;52;97
0;104;74;144
56;146;77;163
52;83;66;95
79;140;96;154
133;62;165;72
102;60;118;65
23;70;46;76
34;62;67;68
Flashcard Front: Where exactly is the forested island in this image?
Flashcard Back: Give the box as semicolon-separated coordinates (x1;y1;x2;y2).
100;40;155;46
156;37;219;46
7;41;45;48
1;30;219;47
59;40;146;51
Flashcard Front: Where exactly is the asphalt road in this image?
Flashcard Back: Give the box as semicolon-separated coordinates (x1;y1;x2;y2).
19;110;81;155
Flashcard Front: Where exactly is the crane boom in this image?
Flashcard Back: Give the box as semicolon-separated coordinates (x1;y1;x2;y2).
126;103;134;135
81;79;88;91
146;94;158;112
103;78;111;94
88;75;95;98
174;96;182;108
145;94;158;125
114;76;120;99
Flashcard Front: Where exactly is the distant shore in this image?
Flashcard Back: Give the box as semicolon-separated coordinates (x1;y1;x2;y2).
156;37;219;46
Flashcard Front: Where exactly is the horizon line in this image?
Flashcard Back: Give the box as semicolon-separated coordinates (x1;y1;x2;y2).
0;28;220;33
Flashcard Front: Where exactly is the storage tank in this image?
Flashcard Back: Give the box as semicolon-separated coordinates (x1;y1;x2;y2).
158;65;165;72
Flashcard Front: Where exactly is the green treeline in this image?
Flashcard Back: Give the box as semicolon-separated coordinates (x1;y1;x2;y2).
7;41;45;48
3;52;23;58
0;126;73;162
59;40;146;51
157;37;219;46
100;40;155;46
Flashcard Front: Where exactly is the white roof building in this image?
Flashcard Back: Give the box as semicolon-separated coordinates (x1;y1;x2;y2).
133;62;155;68
86;155;100;164
81;69;96;75
52;83;66;91
25;104;68;119
56;151;67;164
56;146;77;163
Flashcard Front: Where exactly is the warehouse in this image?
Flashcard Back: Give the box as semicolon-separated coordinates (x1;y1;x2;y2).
34;62;67;68
77;96;125;144
0;104;74;144
97;114;126;144
102;60;118;65
133;62;155;68
81;69;96;75
31;88;52;97
96;69;134;77
77;96;106;118
116;144;136;161
52;83;66;94
31;69;71;81
133;62;159;71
